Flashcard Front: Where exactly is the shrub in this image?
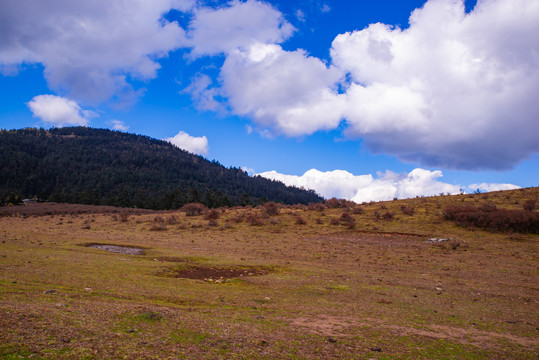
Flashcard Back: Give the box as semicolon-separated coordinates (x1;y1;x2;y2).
166;215;178;225
400;205;415;216
204;209;220;220
150;215;167;231
246;214;264;226
443;205;539;234
352;206;364;215
523;199;536;212
180;203;207;216
330;217;340;226
295;216;306;225
308;203;326;211
207;219;218;227
119;212;130;222
264;202;280;216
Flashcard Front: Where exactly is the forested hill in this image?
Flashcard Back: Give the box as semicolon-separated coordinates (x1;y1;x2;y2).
0;127;322;209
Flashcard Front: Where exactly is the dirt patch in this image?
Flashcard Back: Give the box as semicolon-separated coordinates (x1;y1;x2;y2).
291;316;351;337
84;243;145;255
157;264;273;280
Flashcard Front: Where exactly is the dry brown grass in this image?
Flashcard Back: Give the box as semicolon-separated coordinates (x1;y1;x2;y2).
0;187;538;359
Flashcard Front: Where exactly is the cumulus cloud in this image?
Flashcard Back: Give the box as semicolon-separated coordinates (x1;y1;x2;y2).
330;0;539;169
187;0;295;57
259;168;464;203
110;120;129;131
187;0;539;170
0;0;193;104
165;130;209;155
27;94;96;127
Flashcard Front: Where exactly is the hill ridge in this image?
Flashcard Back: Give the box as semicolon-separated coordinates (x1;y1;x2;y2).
0;127;322;208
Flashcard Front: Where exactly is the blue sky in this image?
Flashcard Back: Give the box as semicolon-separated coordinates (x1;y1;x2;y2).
1;0;537;202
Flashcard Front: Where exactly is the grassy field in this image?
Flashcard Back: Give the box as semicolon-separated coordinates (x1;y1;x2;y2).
1;188;538;359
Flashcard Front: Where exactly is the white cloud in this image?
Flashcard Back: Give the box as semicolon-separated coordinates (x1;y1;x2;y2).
187;0;295;57
186;0;539;170
27;94;96;127
259;168;465;203
0;0;193;104
468;183;521;193
220;43;345;136
330;0;539;169
110;120;129;131
165;130;208;155
295;9;306;22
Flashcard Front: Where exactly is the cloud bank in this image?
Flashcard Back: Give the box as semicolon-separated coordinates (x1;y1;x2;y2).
3;0;538;170
186;0;539;170
27;95;95;127
165;130;209;155
258;168;520;203
1;0;192;104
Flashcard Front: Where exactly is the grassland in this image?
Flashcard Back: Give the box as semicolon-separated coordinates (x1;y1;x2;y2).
1;188;538;359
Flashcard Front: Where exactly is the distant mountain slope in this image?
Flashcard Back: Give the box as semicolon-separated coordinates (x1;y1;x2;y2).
0;127;322;208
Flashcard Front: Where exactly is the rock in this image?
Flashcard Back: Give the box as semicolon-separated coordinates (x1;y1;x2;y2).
84;287;92;291
327;337;337;343
371;346;382;352
43;289;57;294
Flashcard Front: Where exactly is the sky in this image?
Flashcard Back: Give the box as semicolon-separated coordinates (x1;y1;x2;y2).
1;0;538;202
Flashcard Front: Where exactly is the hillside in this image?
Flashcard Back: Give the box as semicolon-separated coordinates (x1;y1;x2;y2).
0;188;537;359
0;127;322;208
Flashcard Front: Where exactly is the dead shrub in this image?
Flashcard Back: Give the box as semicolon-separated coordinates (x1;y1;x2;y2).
207;219;218;227
352;206;364;215
166;215;178;225
295;216;307;225
330;217;340;226
264;202;280;216
308;203;326;211
180;203;207;216
375;210;394;221
523;199;536;212
247;214;264;226
325;198;351;209
315;218;324;224
119;212;130;222
400;205;415;216
150;215;167;231
204;209;220;220
443;205;539;234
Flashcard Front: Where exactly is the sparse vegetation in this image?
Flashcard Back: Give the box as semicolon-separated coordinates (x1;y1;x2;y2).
0;187;537;359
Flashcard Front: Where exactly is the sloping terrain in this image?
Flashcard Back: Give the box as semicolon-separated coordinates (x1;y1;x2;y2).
0;188;537;359
0;127;322;208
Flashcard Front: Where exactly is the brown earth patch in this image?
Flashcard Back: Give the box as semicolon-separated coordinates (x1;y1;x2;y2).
157;264;273;280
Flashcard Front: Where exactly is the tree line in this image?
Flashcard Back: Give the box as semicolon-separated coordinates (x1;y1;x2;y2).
0;127;322;209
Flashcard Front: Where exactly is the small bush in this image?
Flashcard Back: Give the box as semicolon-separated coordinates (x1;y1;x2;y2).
119;212;130;222
352;206;364;215
247;214;264;226
207;219;218;227
264;202;280;216
523;199;536;212
150;215;167;231
330;217;340;226
180;203;207;216
295;216;306;225
400;205;414;216
204;209;220;220
166;215;178;225
308;203;326;211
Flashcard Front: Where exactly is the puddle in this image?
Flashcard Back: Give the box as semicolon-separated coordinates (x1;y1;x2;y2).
85;243;145;255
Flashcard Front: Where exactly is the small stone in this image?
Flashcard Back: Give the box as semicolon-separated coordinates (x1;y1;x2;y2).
371;346;382;352
255;315;265;320
84;287;92;291
327;337;337;343
127;328;136;333
43;289;57;294
435;287;443;291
